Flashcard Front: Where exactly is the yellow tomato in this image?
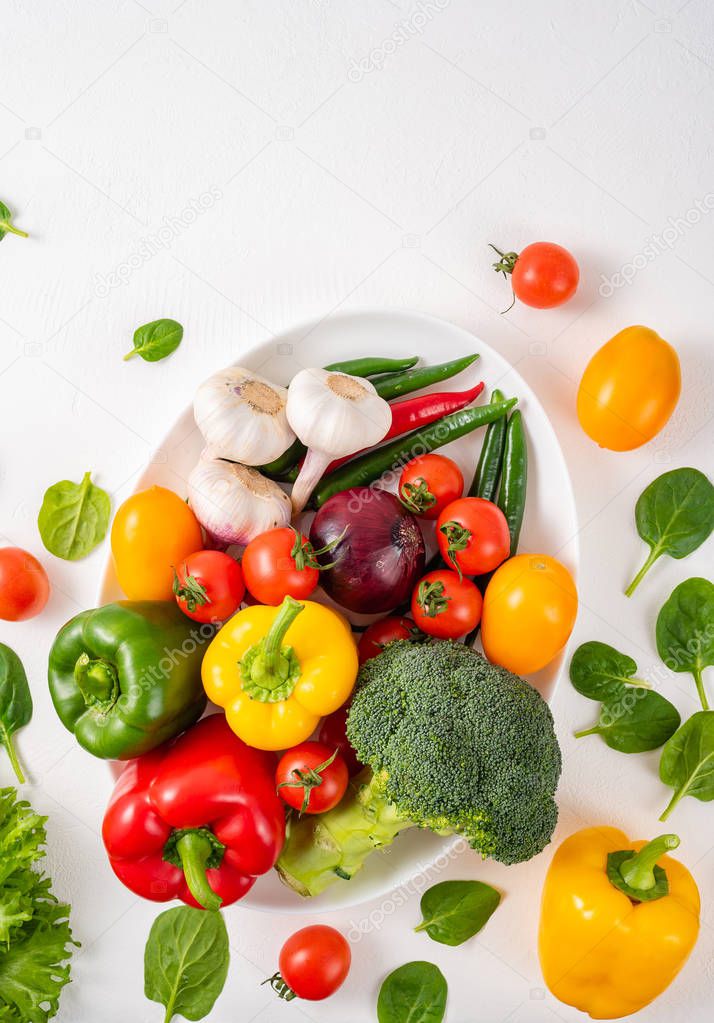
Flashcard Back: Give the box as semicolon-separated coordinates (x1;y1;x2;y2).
111;485;203;600
481;554;577;675
577;326;680;451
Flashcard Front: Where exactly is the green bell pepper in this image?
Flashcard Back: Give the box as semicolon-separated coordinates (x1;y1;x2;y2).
48;601;209;760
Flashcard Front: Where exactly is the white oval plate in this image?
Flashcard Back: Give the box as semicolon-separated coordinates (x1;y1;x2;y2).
100;308;578;913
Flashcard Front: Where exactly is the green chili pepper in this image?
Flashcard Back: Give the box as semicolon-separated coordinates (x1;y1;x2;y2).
323;355;418;376
468;388;507;501
260;355;420;479
497;410;528;554
372;353;479;401
260;437;306;480
310;397;516;509
465;407;528;648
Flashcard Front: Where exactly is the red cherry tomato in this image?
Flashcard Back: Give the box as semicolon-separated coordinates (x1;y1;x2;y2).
492;241;579;309
242;527;322;605
172;550;244;623
317;705;362;775
0;548;50;621
276;741;349;814
357;615;418;664
411;569;482;639
436;497;510;577
398;453;464;520
275;925;351;1001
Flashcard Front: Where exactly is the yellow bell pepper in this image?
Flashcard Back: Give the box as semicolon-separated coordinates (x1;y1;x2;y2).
202;595;358;751
539;827;699;1019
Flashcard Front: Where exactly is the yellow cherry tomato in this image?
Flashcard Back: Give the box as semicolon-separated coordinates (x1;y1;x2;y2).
111;485;203;600
577;326;680;451
481;554;577;675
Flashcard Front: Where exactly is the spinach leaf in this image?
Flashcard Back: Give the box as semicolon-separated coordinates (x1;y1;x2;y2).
570;641;650;700
38;471;111;561
377;962;447;1023
415;880;500;946
659;711;714;820
125;318;183;363
574;688;680;753
144;906;229;1022
625;467;714;596
0;200;28;241
656;577;713;711
0;644;33;783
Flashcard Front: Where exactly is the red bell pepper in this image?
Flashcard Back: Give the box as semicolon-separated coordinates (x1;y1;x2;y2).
325;382;485;474
102;714;285;911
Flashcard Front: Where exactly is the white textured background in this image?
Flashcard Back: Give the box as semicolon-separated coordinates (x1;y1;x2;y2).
1;2;713;1021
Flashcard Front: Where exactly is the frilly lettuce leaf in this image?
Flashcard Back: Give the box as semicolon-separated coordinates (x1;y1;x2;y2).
0;789;77;1021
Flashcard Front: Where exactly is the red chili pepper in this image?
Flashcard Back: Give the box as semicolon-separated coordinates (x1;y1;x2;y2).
102;714;285;911
326;382;484;474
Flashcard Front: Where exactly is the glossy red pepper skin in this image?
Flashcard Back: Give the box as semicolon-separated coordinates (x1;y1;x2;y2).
102;714;285;909
326;382;484;474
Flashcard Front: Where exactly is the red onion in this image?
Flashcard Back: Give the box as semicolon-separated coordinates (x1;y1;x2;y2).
310;487;425;614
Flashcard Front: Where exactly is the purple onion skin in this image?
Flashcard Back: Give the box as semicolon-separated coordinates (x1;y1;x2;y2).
309;487;425;614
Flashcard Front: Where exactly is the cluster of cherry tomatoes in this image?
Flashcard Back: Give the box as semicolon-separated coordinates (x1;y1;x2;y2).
399;453;508;639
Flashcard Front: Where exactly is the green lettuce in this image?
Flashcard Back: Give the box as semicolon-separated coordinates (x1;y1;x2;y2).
0;788;77;1022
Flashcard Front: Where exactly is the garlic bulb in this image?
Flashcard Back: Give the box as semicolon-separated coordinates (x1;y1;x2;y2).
188;454;291;546
286;369;391;514
194;366;295;466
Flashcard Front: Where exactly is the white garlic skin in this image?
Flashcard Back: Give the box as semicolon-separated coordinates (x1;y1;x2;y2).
188;455;291;546
194;366;295;466
286;369;391;456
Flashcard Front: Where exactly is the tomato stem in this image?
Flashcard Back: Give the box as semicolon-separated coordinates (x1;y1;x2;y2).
262;973;297;1001
489;244;518;312
277;748;339;813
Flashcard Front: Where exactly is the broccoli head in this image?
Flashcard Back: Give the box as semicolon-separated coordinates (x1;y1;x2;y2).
276;640;562;897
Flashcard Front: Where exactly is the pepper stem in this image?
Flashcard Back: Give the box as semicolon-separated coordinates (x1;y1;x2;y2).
74;653;119;707
606;834;680;902
175;832;223;912
620;835;679;891
240;596;304;703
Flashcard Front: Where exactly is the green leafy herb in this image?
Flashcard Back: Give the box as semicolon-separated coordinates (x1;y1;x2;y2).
0;201;28;241
625;468;714;597
38;471;111;561
144;905;229;1023
656;577;713;711
0;788;77;1021
574;688;680;753
569;641;651;700
125;318;184;363
0;645;33;784
415;880;500;946
377;962;448;1023
659;711;714;820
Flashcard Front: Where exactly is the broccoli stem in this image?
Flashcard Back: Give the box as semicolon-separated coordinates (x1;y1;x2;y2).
275;768;413;897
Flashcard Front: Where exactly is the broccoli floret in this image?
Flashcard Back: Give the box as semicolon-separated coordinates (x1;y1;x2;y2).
276;640;561;896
